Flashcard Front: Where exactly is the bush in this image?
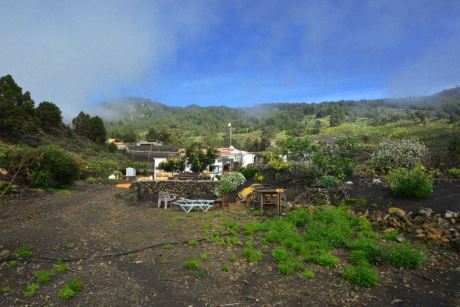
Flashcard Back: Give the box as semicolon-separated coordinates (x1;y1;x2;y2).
243;247;263;263
369;138;429;172
86;177;96;184
238;166;258;179
214;172;246;197
448;167;460;178
39;145;80;187
313;175;342;188
0;180;18;194
387;165;433;198
28;170;52;188
343;266;379;287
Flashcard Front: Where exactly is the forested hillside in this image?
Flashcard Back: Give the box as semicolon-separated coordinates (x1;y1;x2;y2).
101;88;460;151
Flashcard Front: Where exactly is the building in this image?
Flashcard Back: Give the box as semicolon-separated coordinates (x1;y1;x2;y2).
209;146;256;176
127;141;179;178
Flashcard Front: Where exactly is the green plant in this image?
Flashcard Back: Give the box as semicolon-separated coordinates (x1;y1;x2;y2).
343;266;379;287
300;269;315;279
382;229;399;241
369;138;428;172
304;251;339;267
313;175;342;188
8;260;17;268
27;170;52;188
57;279;83;299
163;244;173;250
85;176;96;184
184;257;201;270
387;165;433;198
229;255;237;262
0;181;18;194
35;270;54;284
448;167;460;178
221;263;230;272
0;286;11;293
386;244;425;269
24;283;39;297
243;247;263;263
271;247;304;275
14;245;33;258
214;172;246;197
54;261;68;273
238;166;258;179
188;239;199;247
349;250;370;266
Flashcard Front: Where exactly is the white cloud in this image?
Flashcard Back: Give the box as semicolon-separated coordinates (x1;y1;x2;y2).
0;0;217;119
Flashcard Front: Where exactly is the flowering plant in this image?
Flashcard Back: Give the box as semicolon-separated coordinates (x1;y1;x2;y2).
214;172;246;197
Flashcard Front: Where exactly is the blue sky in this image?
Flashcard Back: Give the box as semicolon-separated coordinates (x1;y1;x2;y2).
1;0;460;116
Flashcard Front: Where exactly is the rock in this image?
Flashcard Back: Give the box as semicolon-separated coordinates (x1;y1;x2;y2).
419;208;433;219
426;228;443;241
345;181;353;185
413;216;425;224
0;249;10;260
396;235;405;243
389;207;406;218
445;211;458;219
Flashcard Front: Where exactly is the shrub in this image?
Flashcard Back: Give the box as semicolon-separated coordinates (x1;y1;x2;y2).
369;138;429;172
0;180;18;194
347;238;386;265
343;266;379;287
448;167;460;178
304;250;339;267
14;246;33;258
38;145;80;187
349;250;370;266
387;165;433;198
238;166;258;179
214;172;246;197
86;177;96;184
386;244;425;269
28;170;52;188
313;175;342;188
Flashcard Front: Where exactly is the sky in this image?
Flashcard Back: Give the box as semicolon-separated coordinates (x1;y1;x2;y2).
1;0;460;118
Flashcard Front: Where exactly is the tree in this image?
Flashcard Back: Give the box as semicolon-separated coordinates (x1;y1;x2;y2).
158;155;186;173
88;116;106;144
185;143;218;173
146;128;160;142
0;75;37;139
72;112;106;144
35;101;62;132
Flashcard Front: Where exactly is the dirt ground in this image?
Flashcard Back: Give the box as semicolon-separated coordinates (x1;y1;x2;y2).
0;183;459;306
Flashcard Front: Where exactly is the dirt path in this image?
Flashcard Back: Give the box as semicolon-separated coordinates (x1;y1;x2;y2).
0;183;459;306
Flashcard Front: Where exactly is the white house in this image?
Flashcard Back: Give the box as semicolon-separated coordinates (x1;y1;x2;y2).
208;146;256;176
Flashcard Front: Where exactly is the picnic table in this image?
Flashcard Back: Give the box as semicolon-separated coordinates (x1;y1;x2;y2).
254;187;286;214
173;198;214;213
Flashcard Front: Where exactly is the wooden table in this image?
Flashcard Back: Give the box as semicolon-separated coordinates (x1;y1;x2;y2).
254;188;285;214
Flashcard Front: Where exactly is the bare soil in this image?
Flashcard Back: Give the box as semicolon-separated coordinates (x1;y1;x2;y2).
0;182;459;306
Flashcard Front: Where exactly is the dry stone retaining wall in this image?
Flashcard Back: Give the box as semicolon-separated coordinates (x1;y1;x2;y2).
131;180;218;200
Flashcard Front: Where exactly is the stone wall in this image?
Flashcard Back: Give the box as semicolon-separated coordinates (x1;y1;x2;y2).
131;180;218;200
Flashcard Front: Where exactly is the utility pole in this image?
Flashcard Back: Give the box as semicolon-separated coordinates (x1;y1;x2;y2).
228;122;232;147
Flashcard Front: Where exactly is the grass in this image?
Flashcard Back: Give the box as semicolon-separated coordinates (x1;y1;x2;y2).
163;243;173;250
35;270;54;284
382;229;399;241
242;247;263;263
24;283;39;297
386;244;425;269
54;261;69;273
14;245;33;258
0;286;12;294
188;239;199;247
300;269;315;280
57;279;83;299
184;256;201;270
221;263;230;272
8;260;17;268
271;246;304;275
343;266;380;287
